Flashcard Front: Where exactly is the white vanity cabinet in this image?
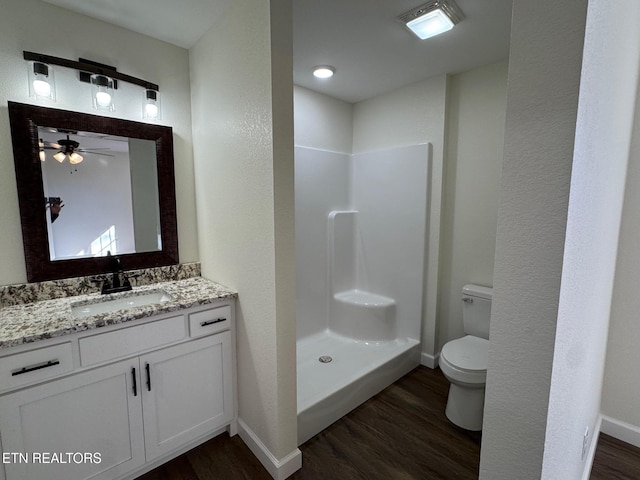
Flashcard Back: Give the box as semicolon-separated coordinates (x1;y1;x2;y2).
0;300;236;480
141;331;233;460
0;358;145;480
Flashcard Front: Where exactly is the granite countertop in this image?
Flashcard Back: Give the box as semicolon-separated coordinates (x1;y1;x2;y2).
0;277;237;350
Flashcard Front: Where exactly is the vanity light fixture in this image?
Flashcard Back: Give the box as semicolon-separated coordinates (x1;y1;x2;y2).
143;88;161;120
23;51;159;119
399;0;464;40
313;65;335;79
28;61;56;101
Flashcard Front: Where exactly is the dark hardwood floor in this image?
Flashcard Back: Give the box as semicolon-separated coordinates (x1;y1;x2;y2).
138;366;640;480
591;433;640;480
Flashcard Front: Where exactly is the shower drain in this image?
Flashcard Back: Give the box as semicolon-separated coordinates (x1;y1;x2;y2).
318;355;333;363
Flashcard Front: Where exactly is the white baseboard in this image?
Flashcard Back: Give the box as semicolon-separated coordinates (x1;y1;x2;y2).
601;414;640;449
237;418;302;480
581;414;602;480
421;351;439;369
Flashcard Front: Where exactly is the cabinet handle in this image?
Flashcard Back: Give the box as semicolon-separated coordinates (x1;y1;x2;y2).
200;317;226;327
145;363;151;391
11;359;60;376
132;367;137;396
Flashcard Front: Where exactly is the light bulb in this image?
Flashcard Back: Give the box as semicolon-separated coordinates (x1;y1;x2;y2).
145;103;158;118
29;62;55;101
91;74;115;111
69;153;83;164
53;151;66;163
143;89;161;120
39;150;46;162
33;79;51;97
313;66;335;79
96;91;112;108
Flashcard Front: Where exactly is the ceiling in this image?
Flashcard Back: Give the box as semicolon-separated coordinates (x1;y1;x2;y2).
42;0;512;104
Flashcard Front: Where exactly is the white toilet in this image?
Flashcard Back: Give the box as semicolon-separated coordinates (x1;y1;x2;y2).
439;284;492;431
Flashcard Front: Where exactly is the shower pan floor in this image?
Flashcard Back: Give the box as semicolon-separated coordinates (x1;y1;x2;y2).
297;329;419;444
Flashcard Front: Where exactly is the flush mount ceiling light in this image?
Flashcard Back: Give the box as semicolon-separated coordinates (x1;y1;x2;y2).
313;65;335;79
399;0;464;40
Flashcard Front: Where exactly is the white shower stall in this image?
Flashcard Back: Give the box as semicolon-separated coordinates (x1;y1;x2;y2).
296;144;430;444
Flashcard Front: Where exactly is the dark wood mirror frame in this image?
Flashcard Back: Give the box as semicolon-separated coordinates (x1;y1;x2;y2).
8;101;179;282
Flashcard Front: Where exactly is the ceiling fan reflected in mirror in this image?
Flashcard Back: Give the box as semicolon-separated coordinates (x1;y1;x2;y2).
40;130;114;165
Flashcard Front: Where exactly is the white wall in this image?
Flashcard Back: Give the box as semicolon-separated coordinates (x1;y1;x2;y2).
439;61;507;348
293;86;352;153
479;0;589;478
0;0;197;285
190;0;299;469
352;75;447;362
601;6;640;442
542;1;640;477
295;147;350;340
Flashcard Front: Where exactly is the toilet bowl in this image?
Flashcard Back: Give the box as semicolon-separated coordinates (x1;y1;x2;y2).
439;335;488;431
440;284;492;431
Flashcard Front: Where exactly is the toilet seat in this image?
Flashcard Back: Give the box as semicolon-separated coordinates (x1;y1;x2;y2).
440;335;488;385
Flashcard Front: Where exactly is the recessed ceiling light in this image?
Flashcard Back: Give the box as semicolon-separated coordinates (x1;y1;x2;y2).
313;66;335;79
399;0;463;40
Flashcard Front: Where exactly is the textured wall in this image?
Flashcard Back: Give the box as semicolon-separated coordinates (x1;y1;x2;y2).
542;0;640;477
190;0;298;462
0;0;197;286
601;3;640;440
439;61;507;349
479;1;588;478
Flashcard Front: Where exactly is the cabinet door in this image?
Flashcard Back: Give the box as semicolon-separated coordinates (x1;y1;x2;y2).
141;331;233;460
0;359;145;480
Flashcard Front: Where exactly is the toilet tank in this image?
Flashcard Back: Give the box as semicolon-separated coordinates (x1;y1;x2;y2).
462;284;493;339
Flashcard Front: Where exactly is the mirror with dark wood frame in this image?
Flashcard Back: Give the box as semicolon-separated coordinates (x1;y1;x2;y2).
8;101;179;282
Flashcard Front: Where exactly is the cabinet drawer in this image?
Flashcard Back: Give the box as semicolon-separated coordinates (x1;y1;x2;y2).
189;305;231;337
79;315;186;366
1;342;73;390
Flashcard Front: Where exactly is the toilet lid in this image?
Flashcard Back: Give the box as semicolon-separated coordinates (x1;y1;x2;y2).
441;335;489;372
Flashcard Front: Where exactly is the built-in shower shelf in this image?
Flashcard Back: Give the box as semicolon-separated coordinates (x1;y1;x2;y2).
333;289;395;308
333;289;396;341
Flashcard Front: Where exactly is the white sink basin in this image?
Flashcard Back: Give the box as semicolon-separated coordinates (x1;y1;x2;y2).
71;290;173;318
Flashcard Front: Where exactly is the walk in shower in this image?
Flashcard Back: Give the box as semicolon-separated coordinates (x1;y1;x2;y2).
296;144;429;444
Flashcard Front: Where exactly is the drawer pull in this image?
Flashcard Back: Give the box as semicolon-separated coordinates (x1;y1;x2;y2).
11;360;60;376
132;367;138;397
146;363;151;391
200;317;226;327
